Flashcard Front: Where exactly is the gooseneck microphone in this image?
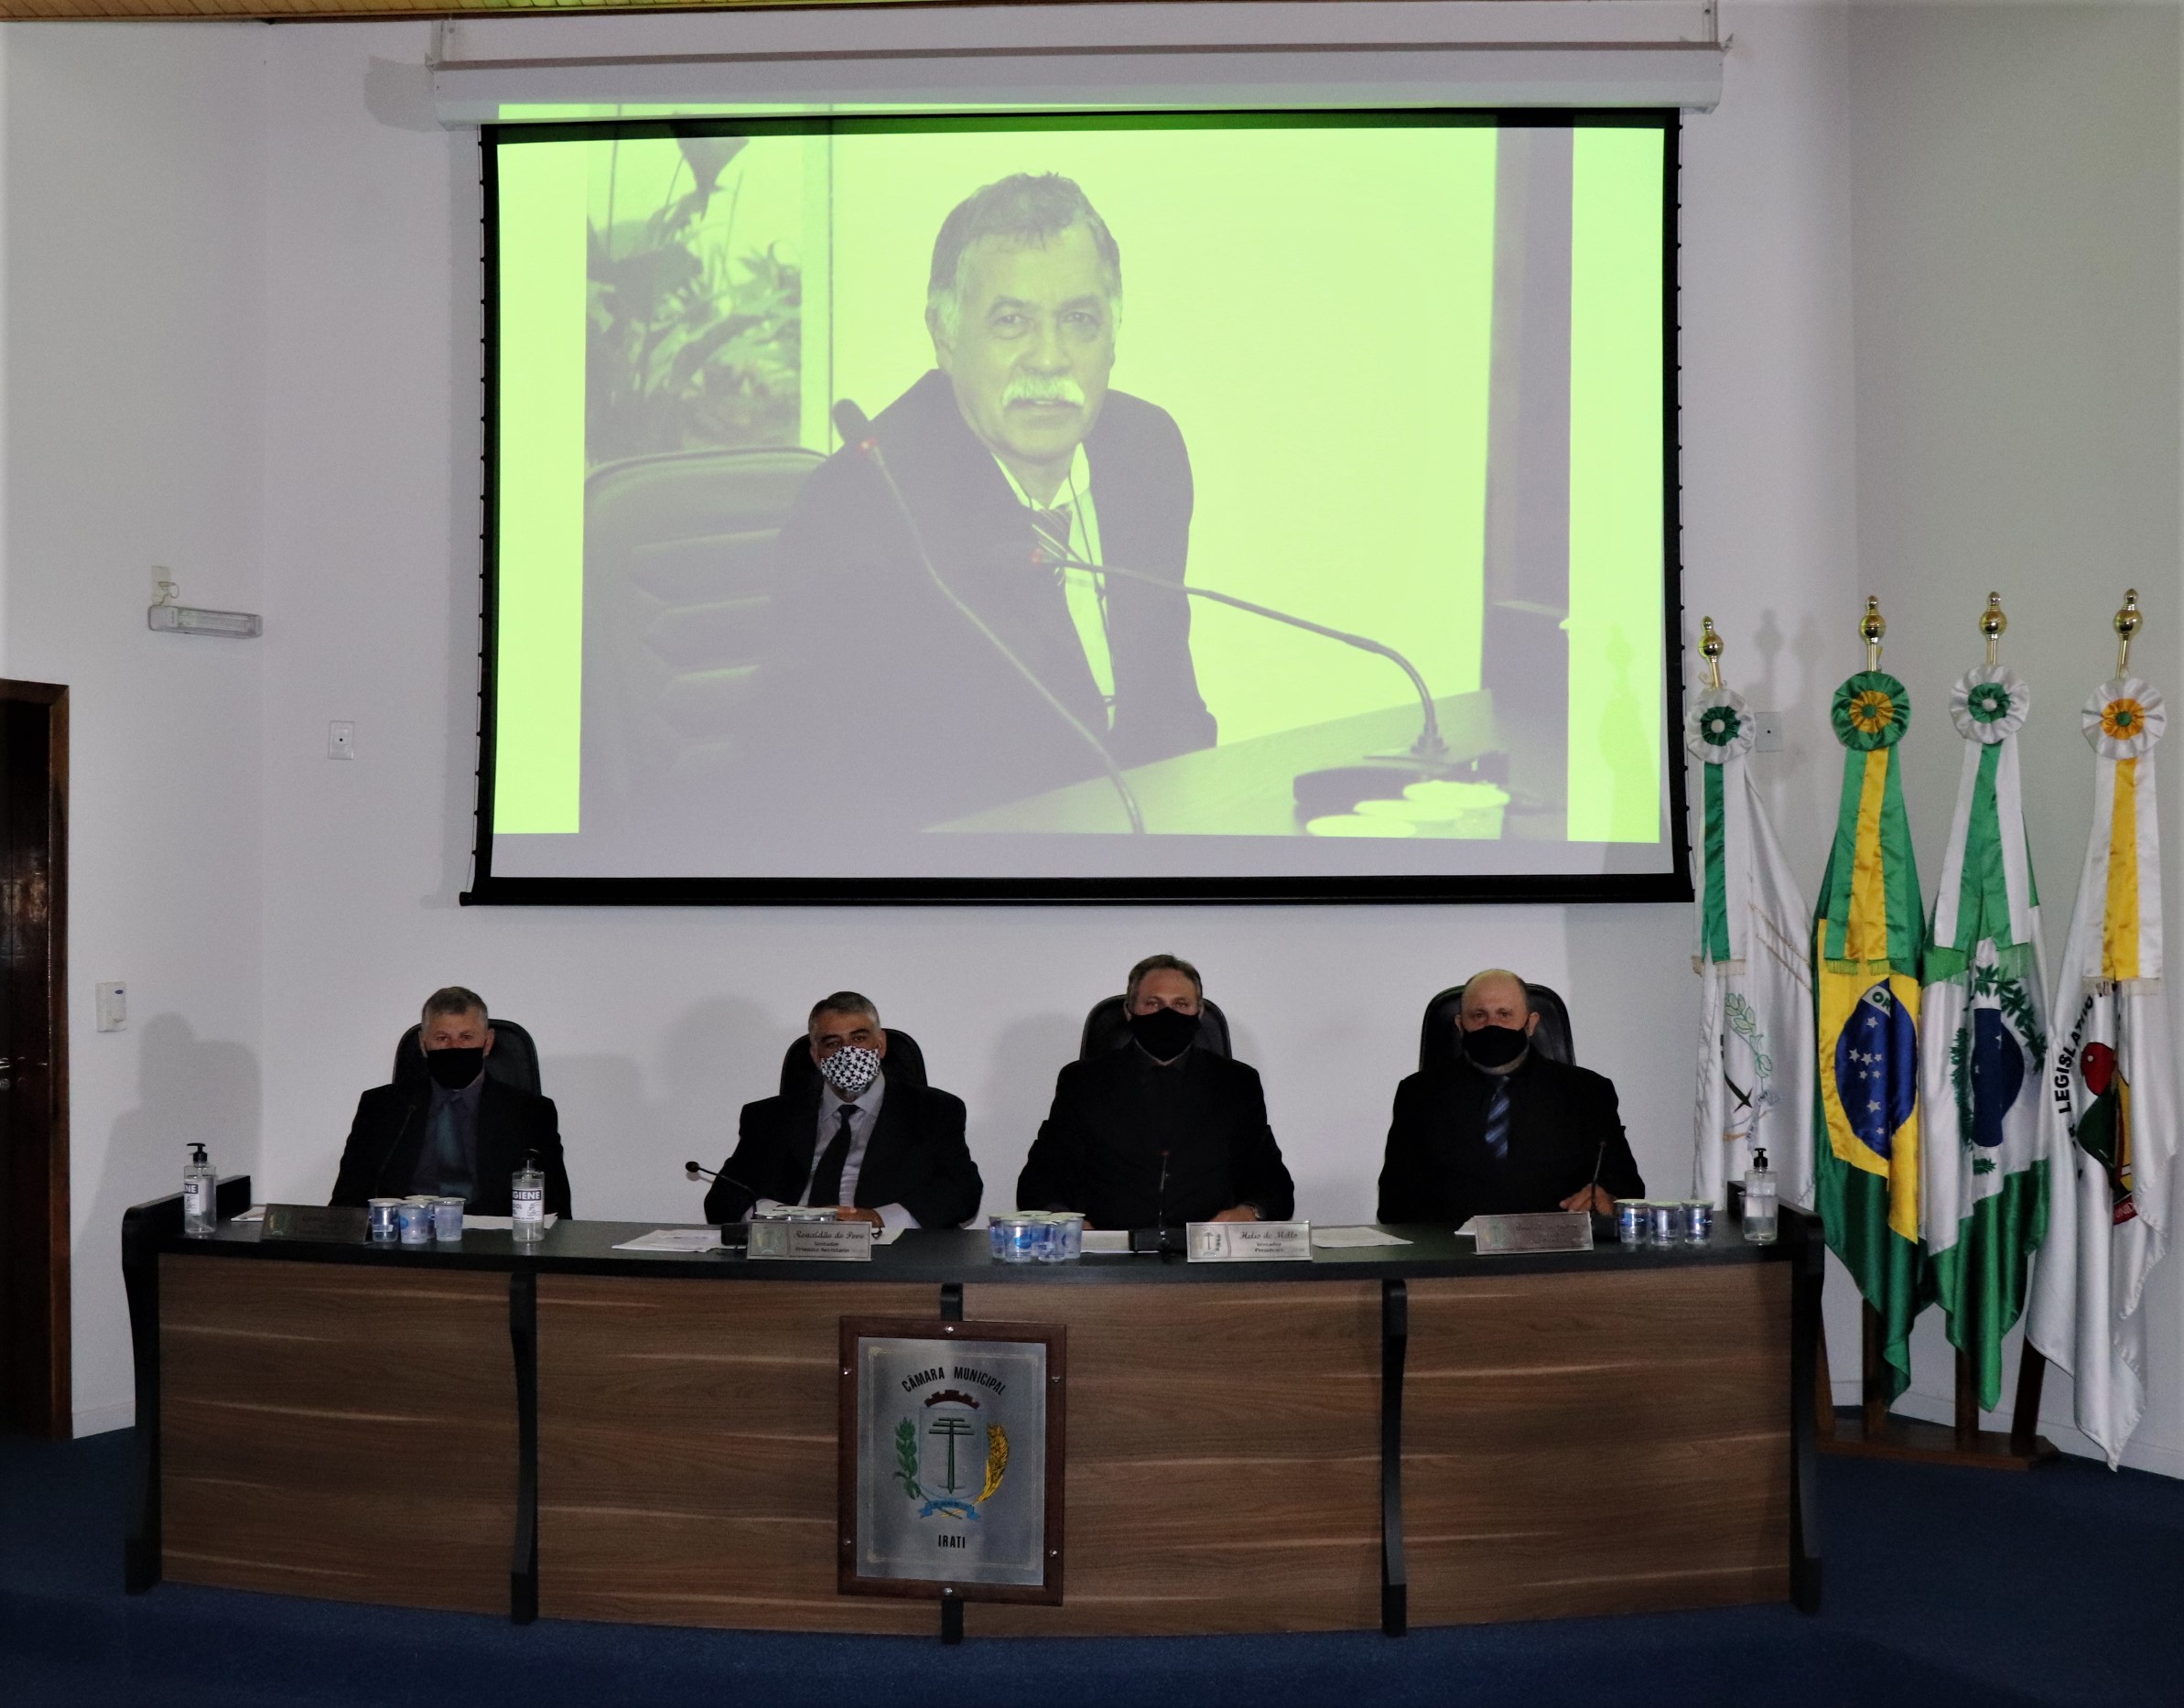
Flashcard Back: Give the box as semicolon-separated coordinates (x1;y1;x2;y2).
831;399;1145;835
1043;549;1449;762
685;1160;766;1220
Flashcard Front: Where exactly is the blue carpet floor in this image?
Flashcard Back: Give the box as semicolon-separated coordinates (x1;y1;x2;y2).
3;1430;2176;1707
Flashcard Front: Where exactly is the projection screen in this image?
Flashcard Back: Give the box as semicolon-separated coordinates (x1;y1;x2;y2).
471;112;1686;903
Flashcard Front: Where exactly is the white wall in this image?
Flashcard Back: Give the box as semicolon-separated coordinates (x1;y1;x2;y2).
7;4;2184;1470
0;23;267;1435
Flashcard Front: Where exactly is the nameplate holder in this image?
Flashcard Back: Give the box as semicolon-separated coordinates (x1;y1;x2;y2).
261;1204;369;1244
1186;1220;1313;1262
749;1220;875;1262
1471;1212;1594;1256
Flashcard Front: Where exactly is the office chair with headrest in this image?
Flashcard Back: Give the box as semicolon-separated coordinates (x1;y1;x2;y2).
1079;996;1233;1061
581;444;827;818
392;1019;544;1098
1417;983;1574;1073
778;1028;929;1097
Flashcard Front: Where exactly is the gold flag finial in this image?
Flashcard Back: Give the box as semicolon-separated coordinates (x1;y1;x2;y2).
1860;596;1887;670
1698;616;1724;691
1980;592;2007;666
2116;589;2142;676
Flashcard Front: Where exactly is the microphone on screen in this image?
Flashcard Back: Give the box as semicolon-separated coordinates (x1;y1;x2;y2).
1033;543;1505;818
829;399;1146;834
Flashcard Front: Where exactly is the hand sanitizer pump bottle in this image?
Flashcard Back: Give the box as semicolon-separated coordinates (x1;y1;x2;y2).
183;1143;216;1237
1742;1147;1779;1246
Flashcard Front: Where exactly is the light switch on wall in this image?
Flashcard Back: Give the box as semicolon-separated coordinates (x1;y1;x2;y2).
96;982;127;1032
328;720;356;760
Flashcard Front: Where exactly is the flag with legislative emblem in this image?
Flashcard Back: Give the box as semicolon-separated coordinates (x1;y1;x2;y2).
1920;665;2051;1411
2026;677;2178;1465
1813;669;1929;1400
1687;687;1816;1211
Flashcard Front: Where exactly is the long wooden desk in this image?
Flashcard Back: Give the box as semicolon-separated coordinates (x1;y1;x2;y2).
122;1184;1823;1637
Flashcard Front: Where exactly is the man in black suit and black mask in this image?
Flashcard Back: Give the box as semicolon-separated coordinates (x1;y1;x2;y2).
1378;969;1643;1227
1018;955;1292;1231
703;991;983;1229
757;172;1216;832
330;986;572;1216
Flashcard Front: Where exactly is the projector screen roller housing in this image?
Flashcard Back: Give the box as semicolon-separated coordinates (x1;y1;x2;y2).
472;112;1687;903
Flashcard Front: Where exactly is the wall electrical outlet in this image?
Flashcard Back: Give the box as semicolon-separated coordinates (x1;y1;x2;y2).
96;982;127;1032
1755;719;1783;753
328;720;356;761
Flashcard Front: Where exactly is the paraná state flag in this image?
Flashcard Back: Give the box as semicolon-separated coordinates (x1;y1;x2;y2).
2026;677;2178;1466
1687;686;1816;1211
1920;665;2051;1412
1813;669;1929;1400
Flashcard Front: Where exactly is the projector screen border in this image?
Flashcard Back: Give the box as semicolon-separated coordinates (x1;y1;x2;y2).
469;107;1692;908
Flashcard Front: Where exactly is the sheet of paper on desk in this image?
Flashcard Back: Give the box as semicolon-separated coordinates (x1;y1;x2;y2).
874;1226;906;1246
463;1213;561;1231
612;1227;726;1253
1454;1219;1477;1237
1308;1226;1413;1249
1080;1230;1136;1254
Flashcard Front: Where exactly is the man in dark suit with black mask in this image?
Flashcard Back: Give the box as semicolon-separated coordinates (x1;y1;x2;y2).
1378;969;1644;1227
330;986;572;1216
756;172;1216;832
1018;955;1292;1231
703;991;983;1229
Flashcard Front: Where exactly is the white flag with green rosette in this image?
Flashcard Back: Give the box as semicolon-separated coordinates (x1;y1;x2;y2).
1687;687;1816;1211
1919;665;2053;1413
2026;676;2178;1466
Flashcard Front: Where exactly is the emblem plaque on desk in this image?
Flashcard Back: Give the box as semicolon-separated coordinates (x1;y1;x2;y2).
838;1319;1065;1604
1469;1211;1595;1256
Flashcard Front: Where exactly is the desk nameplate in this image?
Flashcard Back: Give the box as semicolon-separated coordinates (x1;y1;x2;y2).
749;1221;873;1261
1470;1212;1594;1256
1187;1220;1313;1262
259;1203;368;1244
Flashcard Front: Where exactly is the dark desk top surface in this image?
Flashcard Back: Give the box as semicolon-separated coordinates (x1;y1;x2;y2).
150;1215;1795;1287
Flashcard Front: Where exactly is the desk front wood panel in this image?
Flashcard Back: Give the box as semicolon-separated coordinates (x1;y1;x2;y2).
966;1281;1382;1637
158;1256;515;1613
1404;1265;1791;1625
535;1275;933;1631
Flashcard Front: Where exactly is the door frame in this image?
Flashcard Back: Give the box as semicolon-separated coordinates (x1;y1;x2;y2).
3;679;70;1437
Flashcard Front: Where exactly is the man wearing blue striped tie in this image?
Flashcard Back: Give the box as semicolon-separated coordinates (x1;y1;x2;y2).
1376;970;1643;1227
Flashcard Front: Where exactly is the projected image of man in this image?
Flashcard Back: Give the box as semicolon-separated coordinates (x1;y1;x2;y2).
761;173;1216;830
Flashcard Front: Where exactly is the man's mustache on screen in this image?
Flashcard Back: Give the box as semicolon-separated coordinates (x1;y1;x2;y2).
1001;377;1087;409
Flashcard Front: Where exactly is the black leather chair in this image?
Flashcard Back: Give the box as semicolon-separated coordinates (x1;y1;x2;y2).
580;445;827;817
391;1019;544;1097
778;1028;928;1097
1418;983;1574;1072
1079;996;1233;1061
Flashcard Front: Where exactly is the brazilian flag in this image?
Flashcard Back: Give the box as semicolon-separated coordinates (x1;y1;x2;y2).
1813;670;1930;1400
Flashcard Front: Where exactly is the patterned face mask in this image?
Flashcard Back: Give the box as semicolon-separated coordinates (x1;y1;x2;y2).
818;1044;883;1097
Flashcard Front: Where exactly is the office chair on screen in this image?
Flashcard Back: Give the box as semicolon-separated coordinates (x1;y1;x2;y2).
1078;996;1233;1061
1417;984;1574;1073
391;1019;544;1097
778;1029;929;1097
580;445;827;819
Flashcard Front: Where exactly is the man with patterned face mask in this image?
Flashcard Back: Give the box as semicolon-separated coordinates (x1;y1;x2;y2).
702;991;983;1230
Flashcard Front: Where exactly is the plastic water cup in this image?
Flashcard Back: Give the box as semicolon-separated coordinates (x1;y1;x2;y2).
367;1198;402;1242
432;1197;466;1241
396;1201;433;1245
1615;1199;1646;1248
1647;1202;1680;1248
989;1216;1011;1261
1046;1213;1085;1262
1681;1200;1714;1246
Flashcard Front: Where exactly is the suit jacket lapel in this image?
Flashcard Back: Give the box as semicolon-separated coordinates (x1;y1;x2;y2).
378;1091;430;1195
784;1085;827;1198
854;1086;912;1208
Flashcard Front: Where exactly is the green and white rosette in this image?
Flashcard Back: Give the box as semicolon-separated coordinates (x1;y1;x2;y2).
1688;687;1757;967
1930;665;2036;981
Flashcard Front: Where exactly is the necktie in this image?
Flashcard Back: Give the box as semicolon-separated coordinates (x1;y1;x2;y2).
1481;1079;1512;1163
808;1104;858;1208
1033;504;1116;708
1031;506;1074;565
428;1097;472;1198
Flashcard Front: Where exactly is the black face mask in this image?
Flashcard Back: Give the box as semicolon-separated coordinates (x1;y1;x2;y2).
1461;1024;1530;1069
1129;1006;1200;1061
424;1046;486;1090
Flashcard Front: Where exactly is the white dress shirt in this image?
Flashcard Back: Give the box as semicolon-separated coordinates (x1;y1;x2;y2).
990;445;1113;715
760;1072;917;1230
